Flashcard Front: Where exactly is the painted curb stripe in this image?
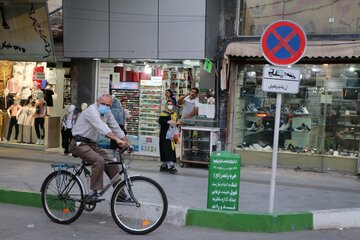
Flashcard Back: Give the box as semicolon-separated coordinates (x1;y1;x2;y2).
3;189;360;232
0;189;41;208
186;208;313;233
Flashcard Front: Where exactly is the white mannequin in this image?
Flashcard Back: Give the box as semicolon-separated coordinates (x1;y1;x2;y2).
81;102;88;112
61;104;77;155
68;104;75;114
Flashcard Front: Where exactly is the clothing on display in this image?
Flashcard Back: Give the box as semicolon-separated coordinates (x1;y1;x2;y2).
6;102;22;141
61;104;78;154
6;78;19;94
43;85;54;107
45;68;57;85
34;97;46;144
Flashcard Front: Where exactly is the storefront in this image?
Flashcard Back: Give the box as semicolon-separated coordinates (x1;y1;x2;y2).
0;61;69;148
223;41;360;173
96;61;218;158
0;0;68;149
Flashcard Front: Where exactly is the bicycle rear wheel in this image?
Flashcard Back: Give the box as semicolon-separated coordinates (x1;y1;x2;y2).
110;176;168;235
41;170;84;224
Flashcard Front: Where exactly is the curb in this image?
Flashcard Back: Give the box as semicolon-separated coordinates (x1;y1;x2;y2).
2;188;360;232
312;208;360;230
186;208;313;232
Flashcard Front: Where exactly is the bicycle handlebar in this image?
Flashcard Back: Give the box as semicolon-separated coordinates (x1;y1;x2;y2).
117;144;134;154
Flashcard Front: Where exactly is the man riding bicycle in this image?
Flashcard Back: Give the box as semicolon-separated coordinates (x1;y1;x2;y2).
69;93;129;201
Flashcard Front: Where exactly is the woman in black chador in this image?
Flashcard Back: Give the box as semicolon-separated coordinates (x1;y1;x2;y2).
158;99;178;173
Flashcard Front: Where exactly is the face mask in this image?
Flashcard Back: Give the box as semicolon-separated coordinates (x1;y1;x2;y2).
98;104;110;115
167;105;174;111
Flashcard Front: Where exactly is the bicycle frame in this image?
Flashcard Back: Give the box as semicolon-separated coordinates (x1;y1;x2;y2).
41;147;167;234
55;148;134;201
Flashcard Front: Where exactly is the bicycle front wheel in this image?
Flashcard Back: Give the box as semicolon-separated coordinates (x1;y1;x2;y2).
111;176;168;235
41;170;84;224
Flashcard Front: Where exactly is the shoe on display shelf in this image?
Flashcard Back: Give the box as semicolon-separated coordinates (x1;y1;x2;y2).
252;143;263;151
279;122;289;131
247;122;261;132
243;103;258;113
293;105;309;115
262;145;273;151
281;106;292;114
294;123;311;132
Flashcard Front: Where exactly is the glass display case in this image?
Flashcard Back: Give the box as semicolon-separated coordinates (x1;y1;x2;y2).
233;64;360;158
139;78;162;136
180;126;220;167
111;88;139;136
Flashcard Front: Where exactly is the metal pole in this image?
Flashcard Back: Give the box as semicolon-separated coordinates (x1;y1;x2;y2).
269;93;282;213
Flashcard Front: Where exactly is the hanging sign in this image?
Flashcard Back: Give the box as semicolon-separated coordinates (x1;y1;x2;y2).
203;58;213;73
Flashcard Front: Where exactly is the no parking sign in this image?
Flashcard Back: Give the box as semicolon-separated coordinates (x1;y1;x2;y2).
261;20;307;66
260;20;307;213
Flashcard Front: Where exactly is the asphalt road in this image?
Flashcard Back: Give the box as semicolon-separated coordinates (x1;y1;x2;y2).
1;204;360;240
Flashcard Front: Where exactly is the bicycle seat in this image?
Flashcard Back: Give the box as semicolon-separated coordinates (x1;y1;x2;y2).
82;160;93;167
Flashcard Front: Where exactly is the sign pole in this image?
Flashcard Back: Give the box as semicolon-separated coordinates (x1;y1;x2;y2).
260;20;307;213
268;93;282;213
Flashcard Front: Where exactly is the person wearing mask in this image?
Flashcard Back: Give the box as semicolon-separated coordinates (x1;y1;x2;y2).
69;94;130;201
177;87;200;122
158;99;178;173
61;104;78;155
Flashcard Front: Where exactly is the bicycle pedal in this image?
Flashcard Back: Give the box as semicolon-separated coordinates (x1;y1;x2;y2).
85;194;105;203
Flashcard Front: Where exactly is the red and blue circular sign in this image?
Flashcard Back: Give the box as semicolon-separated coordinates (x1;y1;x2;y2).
261;20;307;66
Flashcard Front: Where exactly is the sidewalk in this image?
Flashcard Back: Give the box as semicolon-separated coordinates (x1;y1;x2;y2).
1;145;360;232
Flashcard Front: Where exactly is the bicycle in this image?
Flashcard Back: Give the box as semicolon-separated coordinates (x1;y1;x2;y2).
40;147;168;235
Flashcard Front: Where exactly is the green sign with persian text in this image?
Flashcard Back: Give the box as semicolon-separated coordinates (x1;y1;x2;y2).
207;151;241;211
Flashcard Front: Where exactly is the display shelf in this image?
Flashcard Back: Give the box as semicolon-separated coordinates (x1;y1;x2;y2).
139;79;162;136
111;89;140;136
180;126;220;167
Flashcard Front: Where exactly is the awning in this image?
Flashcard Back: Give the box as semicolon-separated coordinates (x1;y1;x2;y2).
225;40;360;59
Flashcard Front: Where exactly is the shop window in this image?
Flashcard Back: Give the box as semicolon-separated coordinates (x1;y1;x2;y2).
233;63;360;158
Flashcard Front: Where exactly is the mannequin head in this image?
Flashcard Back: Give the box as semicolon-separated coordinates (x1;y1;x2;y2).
37;90;43;99
81;102;88;111
68;104;75;113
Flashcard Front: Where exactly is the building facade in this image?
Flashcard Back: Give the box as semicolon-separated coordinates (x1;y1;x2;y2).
220;0;360;173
